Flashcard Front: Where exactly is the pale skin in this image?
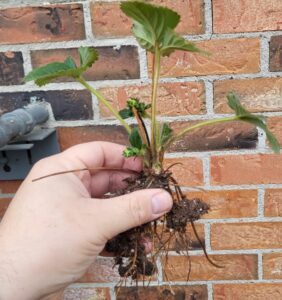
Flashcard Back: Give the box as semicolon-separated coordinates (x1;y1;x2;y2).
0;142;172;300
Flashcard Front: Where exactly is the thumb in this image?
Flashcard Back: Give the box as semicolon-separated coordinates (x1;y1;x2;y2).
95;189;172;239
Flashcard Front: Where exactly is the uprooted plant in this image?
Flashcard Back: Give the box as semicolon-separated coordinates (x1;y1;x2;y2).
25;1;280;284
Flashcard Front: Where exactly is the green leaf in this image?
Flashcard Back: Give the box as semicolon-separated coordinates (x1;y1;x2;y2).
227;92;280;153
120;1;204;57
123;146;142;158
78;47;99;71
121;1;180;43
160;123;173;145
129;127;143;149
160;29;208;56
24;47;99;87
64;56;77;68
24;62;80;86
119;108;133;119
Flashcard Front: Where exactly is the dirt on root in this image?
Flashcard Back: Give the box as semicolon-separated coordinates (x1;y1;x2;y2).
105;169;210;281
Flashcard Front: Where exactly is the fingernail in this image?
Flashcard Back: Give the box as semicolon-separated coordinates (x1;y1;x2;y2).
151;191;172;214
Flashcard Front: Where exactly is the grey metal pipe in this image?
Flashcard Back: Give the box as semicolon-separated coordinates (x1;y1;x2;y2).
0;103;49;148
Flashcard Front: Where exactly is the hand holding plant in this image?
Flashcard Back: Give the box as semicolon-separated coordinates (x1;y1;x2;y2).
25;1;280;282
0;142;172;299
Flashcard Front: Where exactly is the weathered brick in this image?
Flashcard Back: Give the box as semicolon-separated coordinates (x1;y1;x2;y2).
214;283;282;300
0;198;11;219
268;117;282;145
0;181;21;194
0;4;85;45
213;0;282;33
265;189;282;217
0;52;24;85
263;253;282;279
98;82;206;118
117;285;208;300
211;222;282;250
169;121;257;152
211;154;282;185
47;287;110;300
31;46;140;81
79;257;119;283
0;90;93;121
157;223;205;251
270;36;282;72
185;190;258;219
164;157;203;186
58;126;128;151
214;77;282;113
148;38;260;77
91;0;204;38
163;254;257;281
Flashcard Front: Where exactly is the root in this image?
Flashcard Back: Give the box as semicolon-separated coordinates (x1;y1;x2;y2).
106;169;222;289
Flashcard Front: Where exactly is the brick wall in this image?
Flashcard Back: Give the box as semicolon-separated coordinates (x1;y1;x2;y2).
0;0;282;299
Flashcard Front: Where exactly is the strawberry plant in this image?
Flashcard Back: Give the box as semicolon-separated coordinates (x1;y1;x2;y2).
25;1;279;283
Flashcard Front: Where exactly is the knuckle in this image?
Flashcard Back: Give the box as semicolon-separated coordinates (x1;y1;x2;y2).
30;155;58;175
32;157;50;170
128;194;147;226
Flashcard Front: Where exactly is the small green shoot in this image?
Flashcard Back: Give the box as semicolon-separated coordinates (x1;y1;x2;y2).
119;98;151;119
123;127;146;158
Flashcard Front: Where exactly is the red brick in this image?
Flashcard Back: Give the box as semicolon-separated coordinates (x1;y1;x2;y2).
91;0;204;38
214;77;282;113
0;52;24;85
270;35;282;72
0;198;11;219
214;283;282;300
0;90;93;121
148;38;260;77
185;190;258;219
58;126;128;151
263;253;282;279
169;121;257;152
265;189;282;217
163;254;257;281
211;154;282;185
0;180;21;194
213;0;282;33
31;46;140;81
117;285;208;300
98;82;206;118
211;222;282;250
0;4;85;45
51;123;256;157
268;117;282;146
164;157;203;186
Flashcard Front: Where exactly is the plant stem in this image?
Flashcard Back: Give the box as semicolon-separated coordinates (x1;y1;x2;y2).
77;77;131;134
150;47;161;169
164;116;239;149
132;108;150;147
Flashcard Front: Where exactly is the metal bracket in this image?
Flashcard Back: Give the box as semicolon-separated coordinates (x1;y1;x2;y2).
0;128;60;180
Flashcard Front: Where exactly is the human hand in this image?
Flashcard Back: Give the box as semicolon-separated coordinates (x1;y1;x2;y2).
0;142;172;300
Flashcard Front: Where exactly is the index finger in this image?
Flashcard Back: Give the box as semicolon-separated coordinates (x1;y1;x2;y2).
63;141;142;172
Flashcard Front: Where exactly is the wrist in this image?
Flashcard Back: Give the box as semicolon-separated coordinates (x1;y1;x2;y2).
0;237;39;300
